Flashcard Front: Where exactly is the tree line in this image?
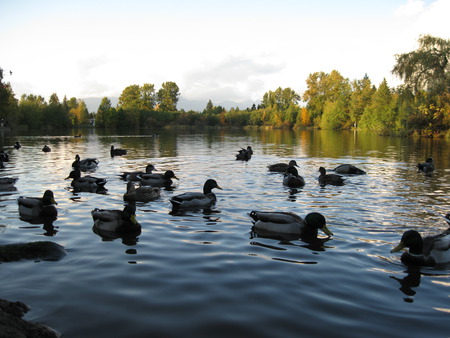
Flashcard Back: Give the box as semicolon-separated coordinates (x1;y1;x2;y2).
1;35;448;136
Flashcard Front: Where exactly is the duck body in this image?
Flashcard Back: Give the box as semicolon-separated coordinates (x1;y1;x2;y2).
92;205;140;234
170;179;222;210
124;181;160;202
110;145;127;157
318;167;345;186
18;190;58;218
66;168;107;193
283;166;305;188
249;211;333;237
332;164;366;175
417;157;434;173
14;141;21;149
391;229;450;266
236;146;253;161
72;154;99;171
120;164;156;181
0;150;9;162
139;170;178;187
268;160;298;173
0;177;18;190
42;145;51;152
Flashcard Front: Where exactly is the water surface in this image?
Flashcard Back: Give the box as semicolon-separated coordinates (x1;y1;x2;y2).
1;128;450;337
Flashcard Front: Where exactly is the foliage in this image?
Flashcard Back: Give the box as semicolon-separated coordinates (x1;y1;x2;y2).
157;81;180;112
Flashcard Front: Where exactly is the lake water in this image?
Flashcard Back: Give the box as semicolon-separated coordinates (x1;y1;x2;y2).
1;128;450;337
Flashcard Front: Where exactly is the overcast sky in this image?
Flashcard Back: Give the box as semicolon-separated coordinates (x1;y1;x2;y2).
1;0;449;107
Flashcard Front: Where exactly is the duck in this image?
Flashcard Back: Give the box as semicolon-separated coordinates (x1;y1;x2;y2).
318;167;345;186
66;168;107;193
92;204;140;234
110;145;127;157
18;190;58;218
0;149;9;162
74;134;82;138
0;177;18;190
332;164;366;175
283;166;305;188
391;229;450;266
72;154;99;170
42;145;51;152
249;211;333;237
119;164;156;181
139;170;178;187
0;161;4;168
170;179;222;210
123;181;160;202
268;160;299;173
417;157;434;173
236;146;253;161
14;141;21;149
445;213;450;225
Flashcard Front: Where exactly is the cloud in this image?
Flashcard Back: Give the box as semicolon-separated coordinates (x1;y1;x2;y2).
182;55;284;102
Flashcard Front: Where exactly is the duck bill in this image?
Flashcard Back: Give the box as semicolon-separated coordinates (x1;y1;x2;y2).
51;198;58;205
391;242;405;253
216;185;223;190
130;215;138;225
173;175;179;180
321;225;333;236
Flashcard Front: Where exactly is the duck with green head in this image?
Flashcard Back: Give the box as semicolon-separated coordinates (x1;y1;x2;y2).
170;179;222;210
391;229;450;267
92;204;140;235
249;211;333;237
18;190;58;218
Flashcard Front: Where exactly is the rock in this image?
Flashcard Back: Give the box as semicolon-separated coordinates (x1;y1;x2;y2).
0;241;66;263
0;298;60;337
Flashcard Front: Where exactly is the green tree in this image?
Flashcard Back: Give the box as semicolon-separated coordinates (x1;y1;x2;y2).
392;35;450;96
0;67;19;125
18;94;47;128
157;81;180;112
141;83;156;110
118;85;141;111
95;97;112;128
360;79;397;132
349;74;375;126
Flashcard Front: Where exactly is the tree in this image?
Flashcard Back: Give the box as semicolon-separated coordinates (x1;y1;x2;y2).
349;74;375;126
156;81;180;112
140;83;156;110
0;67;19;125
392;35;450;96
118;85;141;111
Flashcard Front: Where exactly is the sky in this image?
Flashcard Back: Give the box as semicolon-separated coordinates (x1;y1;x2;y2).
1;0;449;110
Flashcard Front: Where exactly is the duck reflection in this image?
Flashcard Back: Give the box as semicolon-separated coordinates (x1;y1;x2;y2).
390;266;422;302
19;215;58;237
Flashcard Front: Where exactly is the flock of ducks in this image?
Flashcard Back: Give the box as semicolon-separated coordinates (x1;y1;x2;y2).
0;142;449;267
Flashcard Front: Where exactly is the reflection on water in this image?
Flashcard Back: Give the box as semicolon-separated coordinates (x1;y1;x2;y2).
1;128;450;337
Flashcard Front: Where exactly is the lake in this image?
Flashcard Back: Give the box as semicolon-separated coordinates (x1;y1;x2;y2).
1;127;450;337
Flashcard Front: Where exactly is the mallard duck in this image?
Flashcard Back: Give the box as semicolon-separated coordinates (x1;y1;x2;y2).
283;166;305;188
18;190;58;218
445;213;450;225
0;161;4;168
318;167;345;186
268;160;298;173
66;168;107;193
14;141;21;149
139;170;178;187
72;154;99;170
0;150;9;162
42;145;51;152
92;205;140;234
0;177;18;190
110;145;127;157
417;157;434;173
170;179;222;210
236;146;253;161
123;181;160;202
332;164;366;175
249;211;333;237
119;164;156;181
391;229;450;266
